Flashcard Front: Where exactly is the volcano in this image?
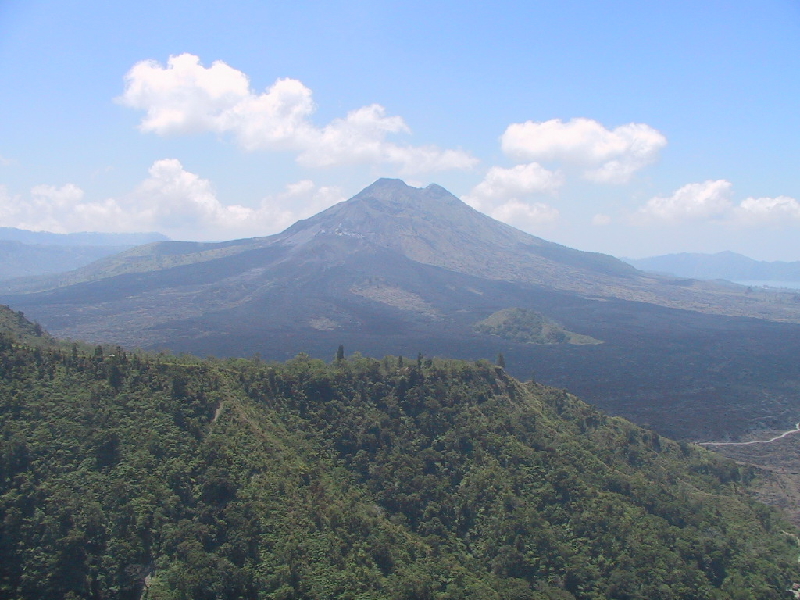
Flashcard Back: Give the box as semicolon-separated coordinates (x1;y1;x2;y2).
3;178;800;440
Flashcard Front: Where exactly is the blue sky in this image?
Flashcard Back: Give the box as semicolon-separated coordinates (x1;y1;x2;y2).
1;0;799;260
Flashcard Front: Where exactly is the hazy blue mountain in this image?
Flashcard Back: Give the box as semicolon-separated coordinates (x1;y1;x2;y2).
0;227;168;246
624;251;800;282
0;228;170;281
0;241;132;280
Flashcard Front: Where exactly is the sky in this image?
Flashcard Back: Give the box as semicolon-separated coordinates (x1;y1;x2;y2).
1;0;799;260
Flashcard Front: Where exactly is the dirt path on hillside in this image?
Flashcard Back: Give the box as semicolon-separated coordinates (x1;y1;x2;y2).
701;426;800;527
698;423;800;447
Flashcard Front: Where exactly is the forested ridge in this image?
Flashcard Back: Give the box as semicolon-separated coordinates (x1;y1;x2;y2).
1;314;799;598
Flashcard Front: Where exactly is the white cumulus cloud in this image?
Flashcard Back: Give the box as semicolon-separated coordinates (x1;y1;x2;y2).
0;183;91;233
119;54;476;173
633;182;800;229
117;159;345;239
490;200;560;229
501;118;666;184
0;161;345;240
125;158;250;235
635;180;733;223
462;163;562;231
0;185;21;224
733;196;800;224
251;178;346;235
120;54;255;136
464;162;563;211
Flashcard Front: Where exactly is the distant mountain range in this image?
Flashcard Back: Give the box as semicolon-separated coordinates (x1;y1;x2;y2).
0;228;168;281
624;251;800;283
0;227;168;247
3;179;800;440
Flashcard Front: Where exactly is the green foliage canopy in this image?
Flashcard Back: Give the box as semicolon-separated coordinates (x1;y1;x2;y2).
0;333;797;598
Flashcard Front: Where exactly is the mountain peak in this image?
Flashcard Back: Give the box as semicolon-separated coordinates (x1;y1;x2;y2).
350;178;459;210
277;178;635;283
359;178;449;196
281;178;523;247
362;177;412;191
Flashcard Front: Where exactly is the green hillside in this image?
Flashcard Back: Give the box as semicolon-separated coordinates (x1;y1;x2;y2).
0;304;54;346
0;329;798;598
474;308;602;345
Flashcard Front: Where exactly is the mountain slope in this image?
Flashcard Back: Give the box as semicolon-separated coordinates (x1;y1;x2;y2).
0;179;636;293
0;304;54;346
1;330;798;599
277;179;636;283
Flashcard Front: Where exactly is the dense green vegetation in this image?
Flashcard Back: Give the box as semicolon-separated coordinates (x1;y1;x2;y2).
474;308;601;345
1;323;799;598
0;304;54;346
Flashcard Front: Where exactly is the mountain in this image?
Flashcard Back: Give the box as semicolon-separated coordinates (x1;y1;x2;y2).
0;241;132;281
1;322;798;598
0;180;638;293
276;179;637;286
3;179;800;441
624;251;800;283
0;228;169;282
0;227;168;247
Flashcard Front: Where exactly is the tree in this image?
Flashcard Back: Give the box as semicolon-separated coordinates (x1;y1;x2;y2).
496;353;506;369
335;345;345;363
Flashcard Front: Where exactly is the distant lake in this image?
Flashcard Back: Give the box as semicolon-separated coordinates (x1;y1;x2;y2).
733;280;800;290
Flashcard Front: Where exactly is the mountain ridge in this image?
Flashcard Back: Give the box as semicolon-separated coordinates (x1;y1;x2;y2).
0;229;170;282
624;251;800;283
0;227;168;246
